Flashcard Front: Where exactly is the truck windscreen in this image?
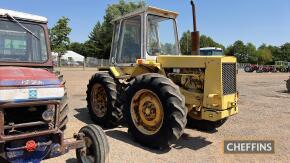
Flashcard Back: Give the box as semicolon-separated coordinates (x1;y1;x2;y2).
200;50;224;56
0;20;48;62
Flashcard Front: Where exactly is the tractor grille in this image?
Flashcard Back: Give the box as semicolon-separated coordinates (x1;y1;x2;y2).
3;105;56;136
222;63;237;95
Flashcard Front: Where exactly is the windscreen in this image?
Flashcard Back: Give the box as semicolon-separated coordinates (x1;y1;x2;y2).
147;15;179;56
200;49;224;56
0;20;48;62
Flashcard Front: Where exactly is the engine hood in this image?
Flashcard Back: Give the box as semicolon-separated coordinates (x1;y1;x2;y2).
157;55;237;68
0;67;61;87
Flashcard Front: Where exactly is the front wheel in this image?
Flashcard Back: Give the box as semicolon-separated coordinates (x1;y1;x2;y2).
124;73;187;149
187;117;228;131
76;125;109;163
86;72;123;128
55;72;69;130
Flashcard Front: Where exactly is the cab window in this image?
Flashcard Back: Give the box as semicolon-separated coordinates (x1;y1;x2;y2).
116;16;141;64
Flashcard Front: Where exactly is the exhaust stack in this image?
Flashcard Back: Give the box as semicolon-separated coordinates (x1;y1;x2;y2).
190;0;200;55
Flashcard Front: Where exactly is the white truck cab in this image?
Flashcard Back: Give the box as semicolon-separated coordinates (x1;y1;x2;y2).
200;47;224;56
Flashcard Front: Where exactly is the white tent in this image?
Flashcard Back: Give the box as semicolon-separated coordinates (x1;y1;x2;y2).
52;51;84;62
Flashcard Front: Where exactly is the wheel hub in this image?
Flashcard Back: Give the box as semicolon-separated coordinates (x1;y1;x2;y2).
91;83;107;117
80;137;95;163
142;101;157;121
131;89;164;135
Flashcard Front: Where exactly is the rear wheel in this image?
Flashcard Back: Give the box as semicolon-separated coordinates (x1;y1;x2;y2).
124;73;187;148
86;73;122;128
76;125;109;163
187;117;228;131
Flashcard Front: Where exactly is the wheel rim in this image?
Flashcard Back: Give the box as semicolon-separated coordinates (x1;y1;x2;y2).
80;137;95;163
130;89;164;135
91;83;107;117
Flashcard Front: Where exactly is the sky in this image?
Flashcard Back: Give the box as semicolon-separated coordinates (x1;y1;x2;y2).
1;0;289;47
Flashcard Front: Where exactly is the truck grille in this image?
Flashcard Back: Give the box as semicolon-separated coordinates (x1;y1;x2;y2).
222;63;237;95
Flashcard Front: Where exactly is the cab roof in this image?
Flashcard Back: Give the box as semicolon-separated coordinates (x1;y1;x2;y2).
112;6;178;22
0;8;48;23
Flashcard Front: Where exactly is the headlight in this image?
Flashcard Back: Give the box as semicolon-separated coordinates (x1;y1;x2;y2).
42;105;55;121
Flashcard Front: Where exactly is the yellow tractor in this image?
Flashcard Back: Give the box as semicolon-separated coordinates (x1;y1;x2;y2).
86;2;238;148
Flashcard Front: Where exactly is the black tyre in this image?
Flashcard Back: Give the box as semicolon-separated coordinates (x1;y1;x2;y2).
57;73;69;130
76;125;109;163
279;68;287;72
86;72;122;128
187;117;228;131
124;73;187;148
244;66;252;72
287;78;290;92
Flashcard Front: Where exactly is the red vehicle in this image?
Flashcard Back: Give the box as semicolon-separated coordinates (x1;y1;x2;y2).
0;9;108;163
244;64;259;72
258;65;275;73
244;64;276;73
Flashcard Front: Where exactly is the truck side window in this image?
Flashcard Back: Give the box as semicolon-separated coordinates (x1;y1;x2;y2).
116;16;141;64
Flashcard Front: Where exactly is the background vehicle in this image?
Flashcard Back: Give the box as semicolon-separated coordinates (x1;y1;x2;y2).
244;64;259;72
244;64;276;73
200;47;224;56
86;2;238;149
0;9;109;163
261;65;276;73
275;61;289;72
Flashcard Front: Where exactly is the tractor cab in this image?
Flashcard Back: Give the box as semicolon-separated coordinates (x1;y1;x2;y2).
0;9;110;163
110;6;180;65
0;9;52;68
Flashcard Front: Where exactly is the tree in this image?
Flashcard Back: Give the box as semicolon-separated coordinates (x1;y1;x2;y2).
88;22;105;58
70;42;85;56
49;17;72;66
245;43;258;63
267;45;280;62
180;31;224;55
88;0;145;59
200;35;224;49
180;30;192;55
256;47;272;64
279;43;290;61
226;40;248;62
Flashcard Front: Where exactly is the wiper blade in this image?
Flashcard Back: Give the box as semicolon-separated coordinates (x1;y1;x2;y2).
5;13;40;40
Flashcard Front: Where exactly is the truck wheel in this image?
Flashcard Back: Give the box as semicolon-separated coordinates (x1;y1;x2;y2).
287;79;290;92
57;73;69;130
87;73;123;128
187;118;228;131
124;73;187;148
76;125;109;163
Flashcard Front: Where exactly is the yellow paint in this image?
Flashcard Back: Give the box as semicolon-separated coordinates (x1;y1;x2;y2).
107;55;239;122
201;106;239;121
109;67;122;78
130;89;164;135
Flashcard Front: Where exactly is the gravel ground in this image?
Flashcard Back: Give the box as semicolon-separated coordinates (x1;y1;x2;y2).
44;70;290;163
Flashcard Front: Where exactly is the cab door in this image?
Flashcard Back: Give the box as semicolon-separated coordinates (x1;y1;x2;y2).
110;15;143;66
